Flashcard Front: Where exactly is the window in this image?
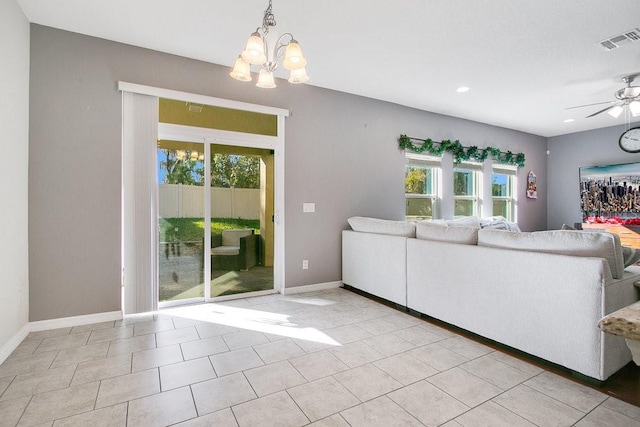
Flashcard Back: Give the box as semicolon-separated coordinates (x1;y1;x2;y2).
453;163;482;217
405;154;440;220
492;165;517;221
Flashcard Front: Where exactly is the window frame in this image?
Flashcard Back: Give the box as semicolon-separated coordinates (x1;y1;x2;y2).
453;161;483;218
491;164;518;221
404;153;441;221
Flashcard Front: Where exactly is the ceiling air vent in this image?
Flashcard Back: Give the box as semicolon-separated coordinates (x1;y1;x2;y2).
599;28;640;51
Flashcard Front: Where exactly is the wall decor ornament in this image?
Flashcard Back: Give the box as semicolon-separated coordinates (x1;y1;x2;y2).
580;161;640;219
527;171;537;199
398;135;525;168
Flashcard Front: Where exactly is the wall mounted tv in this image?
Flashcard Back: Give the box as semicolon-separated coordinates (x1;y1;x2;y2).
580;161;640;221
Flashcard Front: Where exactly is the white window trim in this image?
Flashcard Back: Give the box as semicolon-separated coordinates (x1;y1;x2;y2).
405;153;442;220
453;162;483;218
491;164;518;221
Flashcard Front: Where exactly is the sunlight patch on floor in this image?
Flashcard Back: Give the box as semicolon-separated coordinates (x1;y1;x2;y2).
163;300;340;346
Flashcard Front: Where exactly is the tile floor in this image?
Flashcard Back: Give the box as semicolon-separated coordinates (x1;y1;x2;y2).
1;288;640;426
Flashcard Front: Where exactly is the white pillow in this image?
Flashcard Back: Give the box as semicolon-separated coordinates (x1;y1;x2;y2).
477;229;624;279
347;217;416;237
416;222;478;245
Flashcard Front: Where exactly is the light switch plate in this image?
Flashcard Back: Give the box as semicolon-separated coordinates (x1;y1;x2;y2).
303;203;315;213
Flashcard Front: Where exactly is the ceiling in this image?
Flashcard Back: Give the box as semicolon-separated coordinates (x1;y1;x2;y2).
17;0;640;137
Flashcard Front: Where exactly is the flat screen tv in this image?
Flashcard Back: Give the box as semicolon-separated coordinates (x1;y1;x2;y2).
579;161;640;221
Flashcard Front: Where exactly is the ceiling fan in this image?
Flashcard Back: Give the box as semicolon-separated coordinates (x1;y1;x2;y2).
567;74;640;118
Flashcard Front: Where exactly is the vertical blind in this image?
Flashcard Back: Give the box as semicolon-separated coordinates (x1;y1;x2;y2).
122;92;159;314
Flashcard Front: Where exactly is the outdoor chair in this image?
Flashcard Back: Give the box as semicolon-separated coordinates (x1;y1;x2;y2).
210;229;258;271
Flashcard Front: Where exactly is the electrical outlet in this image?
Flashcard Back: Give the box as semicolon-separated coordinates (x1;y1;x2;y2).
302;260;309;270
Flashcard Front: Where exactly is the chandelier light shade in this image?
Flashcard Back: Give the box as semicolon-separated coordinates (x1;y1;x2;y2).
288;67;310;84
282;41;306;70
630;100;640;117
229;56;252;82
241;33;267;65
257;69;277;88
230;0;309;88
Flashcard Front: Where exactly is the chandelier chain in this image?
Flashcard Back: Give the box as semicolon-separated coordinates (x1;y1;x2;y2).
262;0;276;33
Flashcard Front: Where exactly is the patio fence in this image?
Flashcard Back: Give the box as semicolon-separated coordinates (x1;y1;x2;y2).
159;184;260;219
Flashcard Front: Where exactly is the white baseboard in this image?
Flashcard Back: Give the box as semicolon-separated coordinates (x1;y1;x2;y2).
1;311;122;364
29;311;123;332
280;281;343;295
0;324;30;365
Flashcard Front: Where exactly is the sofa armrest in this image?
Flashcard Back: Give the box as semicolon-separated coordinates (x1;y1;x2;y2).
239;234;258;269
342;230;408;306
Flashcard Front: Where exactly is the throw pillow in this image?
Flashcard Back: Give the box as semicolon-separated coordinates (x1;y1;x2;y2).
623;246;640;267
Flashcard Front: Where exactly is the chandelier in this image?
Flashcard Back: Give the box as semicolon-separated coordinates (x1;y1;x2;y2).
229;0;309;88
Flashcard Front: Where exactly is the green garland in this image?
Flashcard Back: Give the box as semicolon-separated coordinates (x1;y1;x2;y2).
399;134;525;168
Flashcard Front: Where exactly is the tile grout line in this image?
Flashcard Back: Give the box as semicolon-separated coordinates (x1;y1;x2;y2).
15;394;35;426
282;388;312;425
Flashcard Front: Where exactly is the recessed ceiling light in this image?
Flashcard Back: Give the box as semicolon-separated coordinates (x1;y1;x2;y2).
563;118;575;123
456;86;470;93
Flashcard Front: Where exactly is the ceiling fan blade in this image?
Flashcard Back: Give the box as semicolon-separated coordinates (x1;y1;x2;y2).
585;104;619;118
565;100;613;110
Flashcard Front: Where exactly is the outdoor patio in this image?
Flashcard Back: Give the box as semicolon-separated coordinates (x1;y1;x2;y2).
159;242;273;301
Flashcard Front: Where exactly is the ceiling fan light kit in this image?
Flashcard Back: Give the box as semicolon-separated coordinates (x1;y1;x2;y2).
607;105;624;118
229;0;309;88
583;74;640;119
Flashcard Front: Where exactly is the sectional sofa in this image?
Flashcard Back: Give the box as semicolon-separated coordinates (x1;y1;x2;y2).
342;217;640;382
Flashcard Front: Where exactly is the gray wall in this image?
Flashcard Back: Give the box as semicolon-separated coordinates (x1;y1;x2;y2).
29;25;548;321
0;1;30;355
547;121;640;230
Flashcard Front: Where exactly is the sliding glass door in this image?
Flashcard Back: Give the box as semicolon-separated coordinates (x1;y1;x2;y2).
121;85;286;313
157;141;206;303
209;148;274;298
156;135;278;307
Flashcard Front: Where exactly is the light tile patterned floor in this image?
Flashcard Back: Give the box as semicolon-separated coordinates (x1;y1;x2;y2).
1;288;640;426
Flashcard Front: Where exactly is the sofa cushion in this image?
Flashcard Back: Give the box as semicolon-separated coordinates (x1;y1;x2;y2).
211;246;241;256
477;229;624;279
221;229;253;247
422;219;447;226
348;216;416;237
446;216;481;228
559;224;636;268
416;221;478;245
